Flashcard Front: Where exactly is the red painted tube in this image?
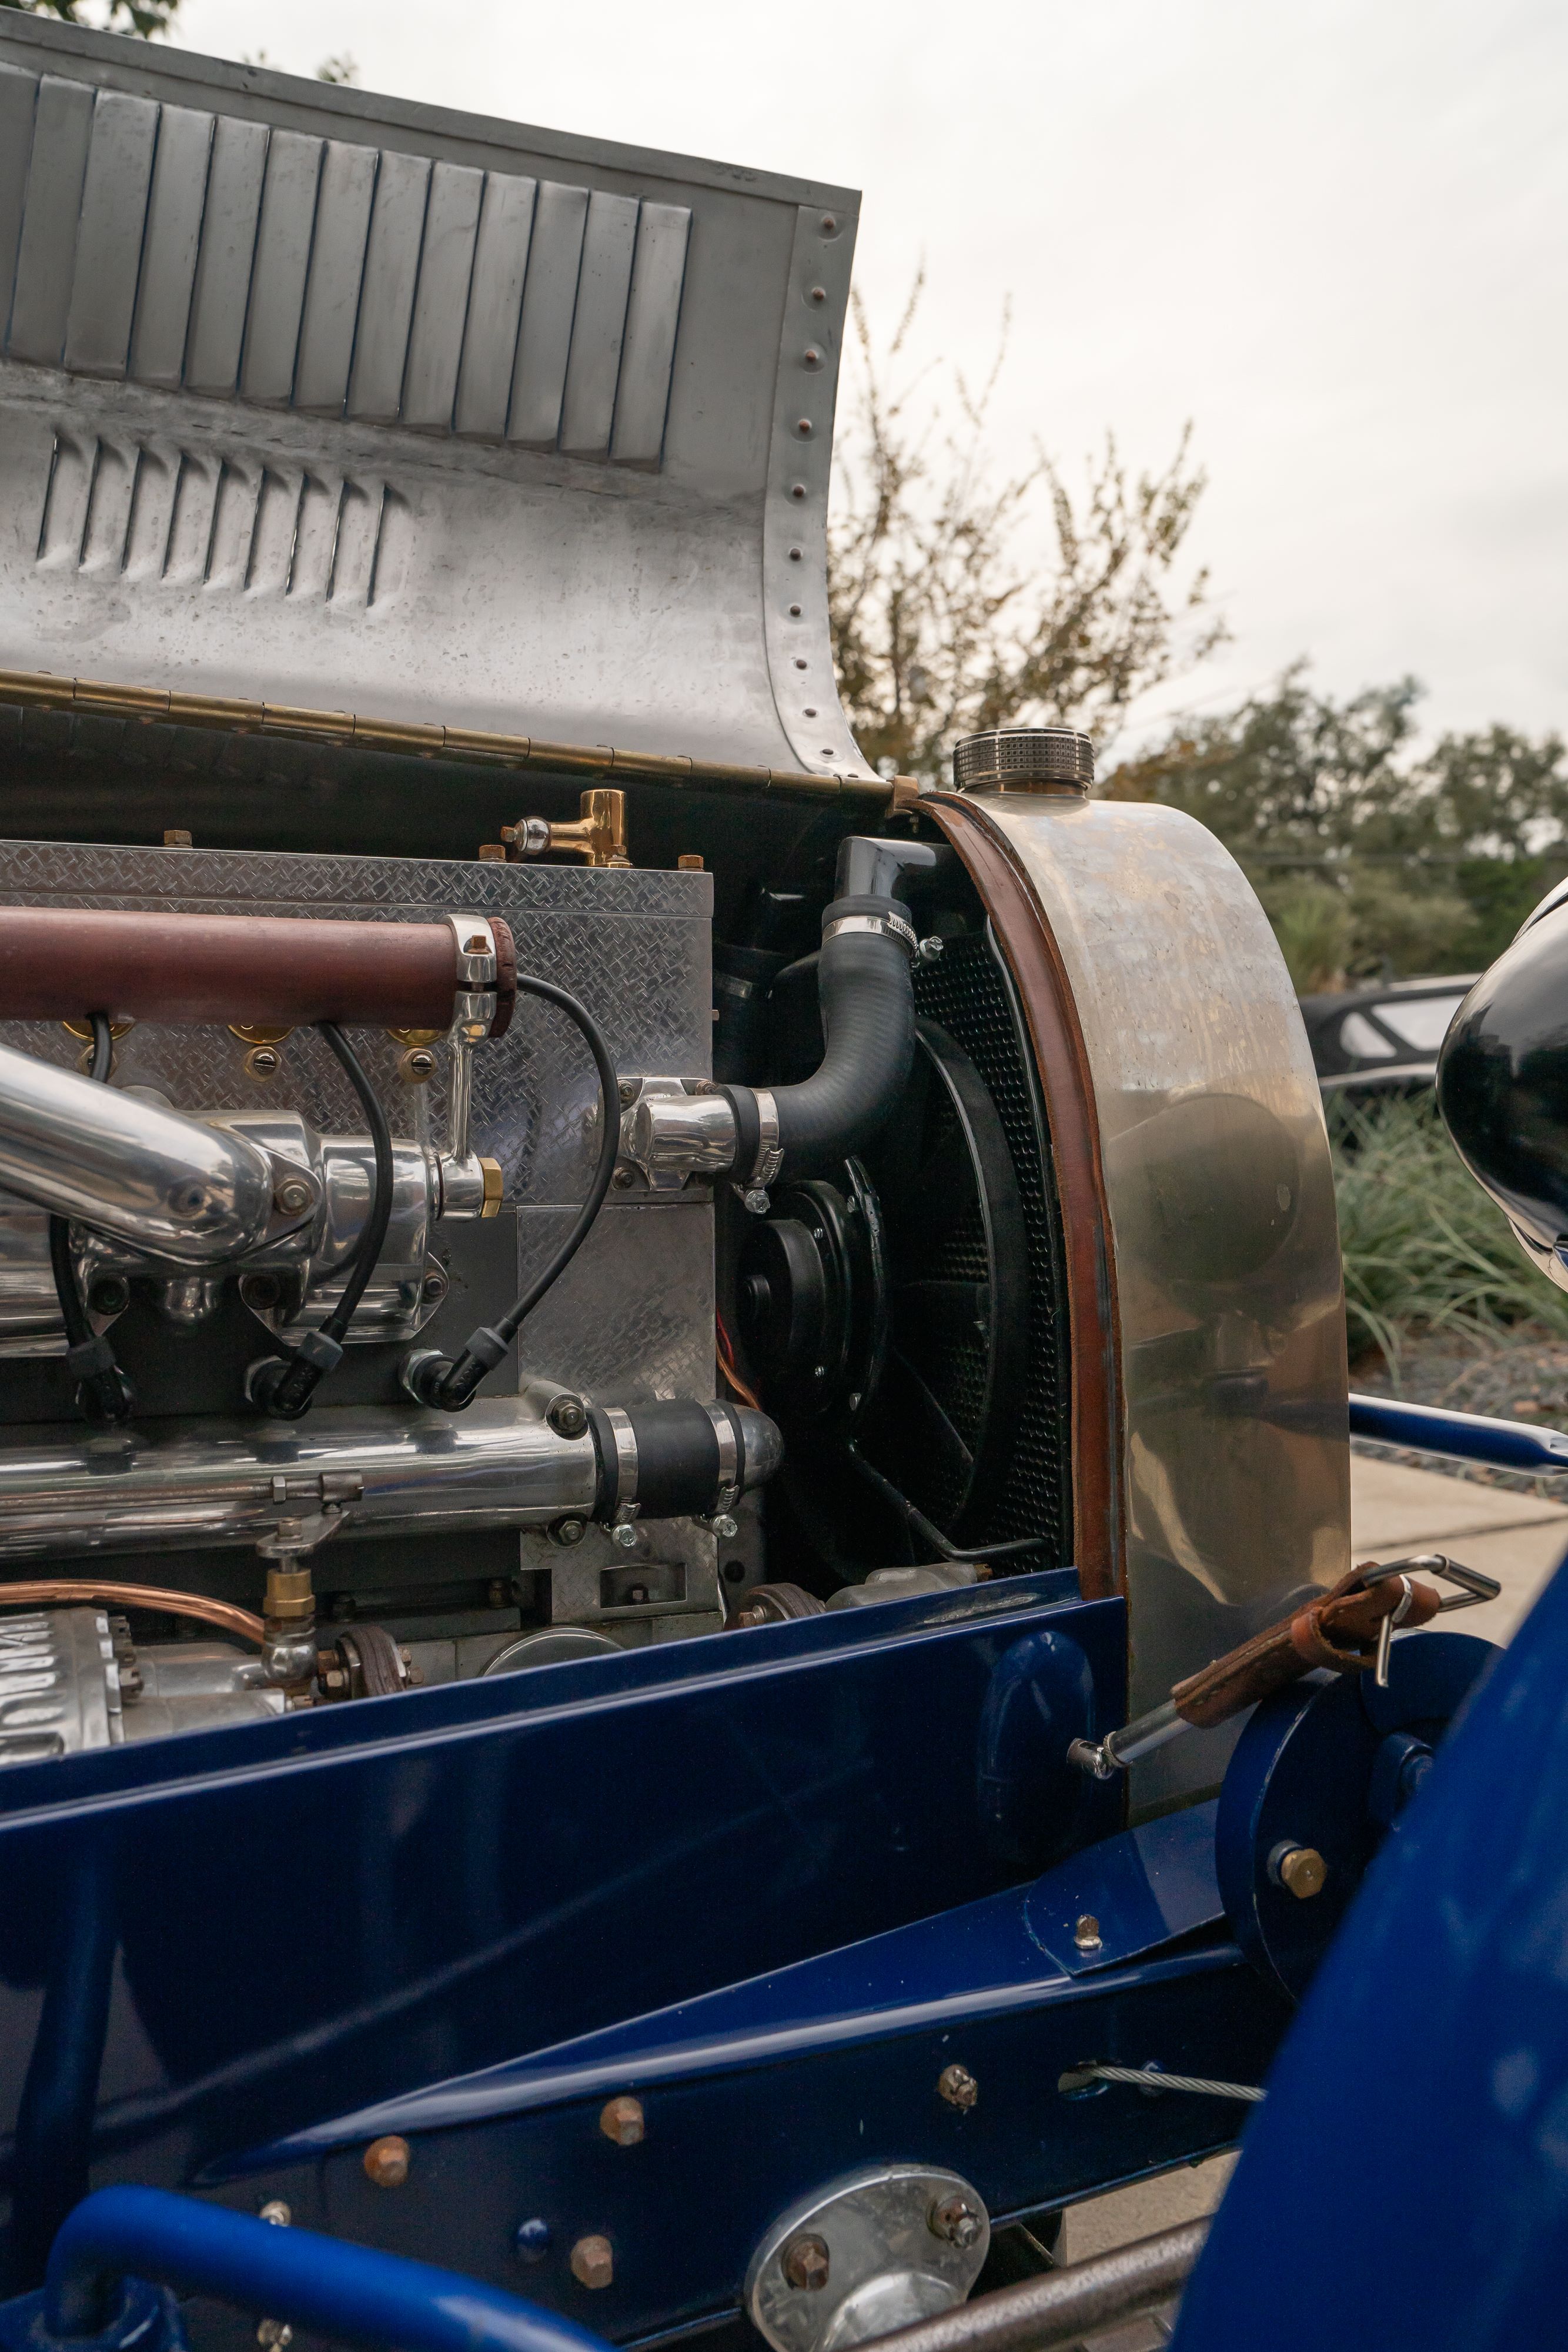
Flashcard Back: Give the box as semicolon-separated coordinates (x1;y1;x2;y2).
0;908;516;1035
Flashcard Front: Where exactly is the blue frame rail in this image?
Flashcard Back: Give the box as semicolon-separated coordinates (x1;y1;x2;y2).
1349;1392;1568;1477
35;2188;608;2352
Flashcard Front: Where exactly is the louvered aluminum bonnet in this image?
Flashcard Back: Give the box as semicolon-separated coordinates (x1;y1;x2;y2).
0;16;868;780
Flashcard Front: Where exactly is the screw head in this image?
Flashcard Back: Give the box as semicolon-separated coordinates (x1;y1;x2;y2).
938;2063;979;2110
928;2194;983;2250
88;1274;131;1317
1074;1913;1104;1953
612;1166;637;1190
618;1079;640;1105
245;1045;282;1083
273;1175;313;1217
570;2235;614;2290
547;1394;589;1438
514;2217;551;2264
363;2135;409;2188
1278;1845;1328;1899
400;1047;437;1084
782;2234;830;2292
422;1271;447;1303
599;2094;644;2146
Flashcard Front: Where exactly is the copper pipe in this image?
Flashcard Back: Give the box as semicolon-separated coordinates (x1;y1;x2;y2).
0;1581;264;1645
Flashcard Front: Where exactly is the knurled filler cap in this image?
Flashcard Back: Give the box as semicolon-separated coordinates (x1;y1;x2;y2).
951;727;1095;794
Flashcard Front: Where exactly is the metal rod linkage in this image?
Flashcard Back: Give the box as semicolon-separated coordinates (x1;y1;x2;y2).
858;2220;1211;2352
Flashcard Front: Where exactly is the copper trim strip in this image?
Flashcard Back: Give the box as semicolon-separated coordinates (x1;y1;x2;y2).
0;1581;265;1644
0;668;898;806
923;791;1124;1600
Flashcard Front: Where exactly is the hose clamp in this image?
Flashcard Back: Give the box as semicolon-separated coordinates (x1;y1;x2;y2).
602;1405;639;1521
701;1401;741;1514
822;911;918;957
750;1089;783;1190
443;913;499;1041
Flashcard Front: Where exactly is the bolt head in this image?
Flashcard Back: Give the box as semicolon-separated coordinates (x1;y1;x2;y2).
611;1523;639;1551
618;1079;640;1105
612;1165;637;1190
710;1514;738;1540
258;2200;291;2227
273;1177;313;1216
1074;1913;1103;1952
550;1516;587;1548
938;2063;979;2110
514;2217;551;2264
401;1047;437;1084
782;2234;830;2293
422;1272;447;1302
363;2135;409;2188
1279;1845;1328;1900
547;1394;589;1438
929;2195;983;2250
245;1046;282;1082
599;2094;644;2146
570;2234;614;2290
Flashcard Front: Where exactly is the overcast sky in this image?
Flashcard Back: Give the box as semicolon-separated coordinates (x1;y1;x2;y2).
173;0;1568;750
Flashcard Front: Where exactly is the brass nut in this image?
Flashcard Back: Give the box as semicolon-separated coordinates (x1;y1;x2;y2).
363;2134;409;2188
400;1047;437;1085
263;1566;315;1622
479;1157;504;1217
245;1045;283;1083
1074;1913;1103;1953
1278;1845;1328;1900
570;2234;613;2290
781;2234;830;2293
599;2094;644;2146
938;2063;978;2110
479;844;507;861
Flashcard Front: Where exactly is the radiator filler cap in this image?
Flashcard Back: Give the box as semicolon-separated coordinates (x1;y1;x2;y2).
952;727;1094;794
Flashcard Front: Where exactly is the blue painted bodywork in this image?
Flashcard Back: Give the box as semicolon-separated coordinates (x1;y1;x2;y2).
1178;1544;1568;2350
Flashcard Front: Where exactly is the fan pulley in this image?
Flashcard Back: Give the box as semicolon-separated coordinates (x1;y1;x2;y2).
735;1022;1029;1549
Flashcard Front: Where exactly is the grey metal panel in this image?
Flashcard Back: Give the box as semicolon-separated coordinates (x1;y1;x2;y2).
127;105;214;390
506;176;586;448
347;146;429;422
239;127;323;407
62;88;158;379
401;161;482;432
559;188;637;459
8;75;94;368
453;169;534;439
183;112;268;396
610;199;688;468
0;68;38;342
968;793;1351;1815
292;138;376;416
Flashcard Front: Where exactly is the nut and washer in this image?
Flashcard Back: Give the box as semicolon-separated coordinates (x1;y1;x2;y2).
1274;1843;1328;1900
938;2063;978;2110
928;2194;984;2250
599;2094;644;2146
245;1045;283;1083
272;1174;313;1217
1074;1913;1104;1953
570;2235;614;2290
547;1394;589;1439
363;2135;409;2188
400;1046;437;1084
781;2233;830;2292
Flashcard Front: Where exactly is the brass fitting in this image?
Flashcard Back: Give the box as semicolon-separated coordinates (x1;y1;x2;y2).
501;787;630;868
263;1565;315;1622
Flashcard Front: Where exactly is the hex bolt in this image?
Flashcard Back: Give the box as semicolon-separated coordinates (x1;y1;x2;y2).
570;2235;614;2290
1275;1844;1328;1900
363;2136;410;2188
273;1175;313;1217
547;1394;589;1439
618;1079;640;1105
612;1166;637;1190
550;1516;587;1548
781;2234;830;2292
611;1524;639;1552
928;2195;983;2250
1074;1913;1104;1953
938;2063;979;2110
599;2095;644;2146
710;1514;738;1540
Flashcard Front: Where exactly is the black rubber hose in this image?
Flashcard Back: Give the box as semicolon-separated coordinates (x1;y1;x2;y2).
751;921;916;1176
51;1014;134;1429
413;976;620;1412
250;1023;393;1419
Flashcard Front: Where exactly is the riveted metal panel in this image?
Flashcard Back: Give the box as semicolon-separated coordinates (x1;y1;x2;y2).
8;75;94;367
291;139;376;416
610;199;689;467
183;112;268;396
559;188;637;459
126;105;214;390
238;128;323;406
0;66;39;329
506;176;587;447
401;161;482;431
61;88;158;379
347;147;430;422
453;169;534;439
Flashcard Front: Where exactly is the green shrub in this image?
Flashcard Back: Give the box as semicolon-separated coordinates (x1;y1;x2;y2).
1331;1094;1568;1372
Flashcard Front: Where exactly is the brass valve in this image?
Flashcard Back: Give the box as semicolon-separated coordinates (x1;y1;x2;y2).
499;787;630;869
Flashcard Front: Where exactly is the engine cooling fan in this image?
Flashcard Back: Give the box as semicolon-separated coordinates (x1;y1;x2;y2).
735;1020;1031;1553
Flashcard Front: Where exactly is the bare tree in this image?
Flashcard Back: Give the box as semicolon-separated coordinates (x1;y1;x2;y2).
0;0;180;34
828;276;1228;780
